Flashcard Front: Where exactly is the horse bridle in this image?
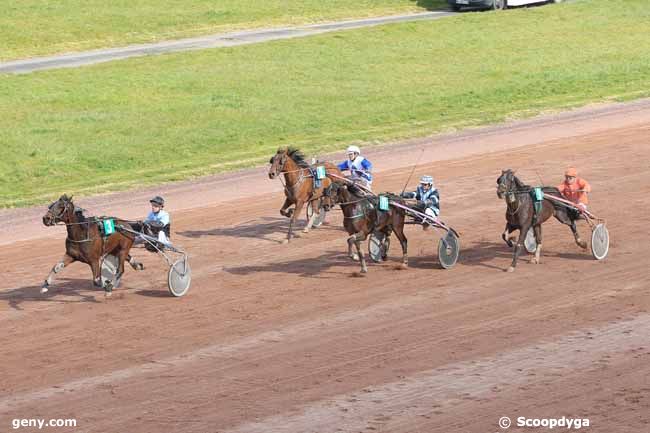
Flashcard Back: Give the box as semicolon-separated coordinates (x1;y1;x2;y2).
498;173;524;216
271;152;313;197
46;199;72;224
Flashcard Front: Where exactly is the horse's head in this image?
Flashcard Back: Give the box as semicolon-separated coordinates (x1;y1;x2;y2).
43;194;75;226
496;169;517;199
268;148;289;179
322;181;342;211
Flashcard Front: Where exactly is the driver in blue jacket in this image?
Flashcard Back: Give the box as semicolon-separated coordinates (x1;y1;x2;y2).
144;196;170;243
337;145;373;190
401;175;440;230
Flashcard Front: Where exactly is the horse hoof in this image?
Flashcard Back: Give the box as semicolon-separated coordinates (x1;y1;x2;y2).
506;266;515;273
302;228;310;233
578;241;588;249
351;254;360;261
361;268;368;274
529;258;538;264
40;287;49;294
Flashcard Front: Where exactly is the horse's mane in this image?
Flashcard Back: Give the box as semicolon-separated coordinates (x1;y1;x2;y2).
347;183;368;197
285;147;310;169
502;169;530;190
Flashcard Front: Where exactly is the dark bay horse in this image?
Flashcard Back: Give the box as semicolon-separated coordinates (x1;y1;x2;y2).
496;170;587;272
268;147;342;243
41;194;143;296
328;181;408;274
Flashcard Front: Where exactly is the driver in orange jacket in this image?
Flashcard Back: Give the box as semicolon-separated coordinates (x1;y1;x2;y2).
557;167;591;212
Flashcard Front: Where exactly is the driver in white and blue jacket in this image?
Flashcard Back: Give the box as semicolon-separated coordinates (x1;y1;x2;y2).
401;175;440;230
144;196;170;243
337;145;373;190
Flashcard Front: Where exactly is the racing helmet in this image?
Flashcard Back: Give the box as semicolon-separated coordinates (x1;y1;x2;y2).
149;196;165;207
565;167;578;177
346;145;361;155
420;175;434;187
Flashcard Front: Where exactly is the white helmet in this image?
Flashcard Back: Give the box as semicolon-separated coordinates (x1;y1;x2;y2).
420;175;434;186
346;145;361;155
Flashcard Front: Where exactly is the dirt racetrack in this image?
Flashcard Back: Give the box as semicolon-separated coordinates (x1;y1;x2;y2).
1;101;649;433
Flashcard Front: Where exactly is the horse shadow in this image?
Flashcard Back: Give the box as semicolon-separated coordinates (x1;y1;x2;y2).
0;278;101;311
177;216;341;244
224;249;379;278
460;239;594;271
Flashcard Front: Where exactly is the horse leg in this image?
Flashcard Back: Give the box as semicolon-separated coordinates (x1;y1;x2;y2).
391;225;408;268
507;226;528;272
555;209;587;249
348;234;359;261
285;200;305;243
112;249;130;292
382;233;391;261
502;223;516;247
41;254;75;293
530;225;543;264
128;254;144;271
89;259;103;288
354;232;368;274
303;201;318;233
279;198;294;218
571;220;588;249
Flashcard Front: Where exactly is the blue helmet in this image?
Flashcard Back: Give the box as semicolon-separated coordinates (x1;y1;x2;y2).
420;175;434;186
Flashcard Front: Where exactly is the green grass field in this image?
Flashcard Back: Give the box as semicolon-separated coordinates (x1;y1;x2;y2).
0;0;444;61
2;0;649;208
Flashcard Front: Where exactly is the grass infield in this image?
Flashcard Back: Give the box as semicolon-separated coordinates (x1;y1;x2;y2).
0;0;444;61
1;0;649;207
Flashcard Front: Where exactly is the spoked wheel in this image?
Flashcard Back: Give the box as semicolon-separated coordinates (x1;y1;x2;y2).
101;254;121;288
368;232;386;263
524;228;537;254
438;231;460;269
168;256;191;297
590;223;609;260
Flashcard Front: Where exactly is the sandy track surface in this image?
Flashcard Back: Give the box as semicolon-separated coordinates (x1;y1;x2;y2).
1;101;649;433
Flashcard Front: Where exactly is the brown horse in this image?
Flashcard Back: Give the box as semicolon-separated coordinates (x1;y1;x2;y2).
496;170;587;272
268;148;342;243
41;194;143;296
327;181;408;274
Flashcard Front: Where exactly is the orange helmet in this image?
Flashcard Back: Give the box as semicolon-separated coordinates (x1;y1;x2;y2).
565;167;578;177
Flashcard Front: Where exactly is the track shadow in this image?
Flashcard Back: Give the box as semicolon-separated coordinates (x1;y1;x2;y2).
460;240;515;270
0;278;101;310
408;255;442;269
461;239;594;271
224;249;387;278
177;216;341;244
134;289;174;298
